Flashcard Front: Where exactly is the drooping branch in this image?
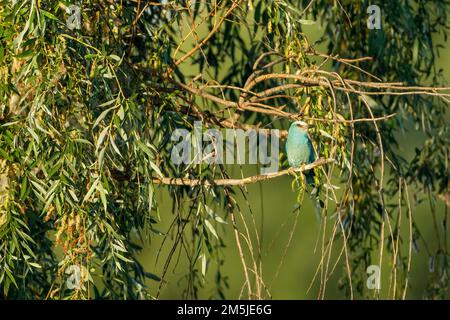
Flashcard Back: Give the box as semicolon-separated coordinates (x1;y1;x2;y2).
172;70;450;131
151;158;335;186
168;0;243;74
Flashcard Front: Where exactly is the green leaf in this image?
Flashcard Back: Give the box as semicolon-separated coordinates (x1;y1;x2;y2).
30;180;47;198
40;10;60;22
144;272;161;282
299;19;316;25
97;182;108;213
150;161;163;178
110;137;122;158
204;220;218;240
98;99;117;108
115;252;133;263
68;189;79;203
200;253;207;277
83;177;100;203
93;106;116;128
205;205;227;224
136;140;154;158
14;50;34;59
28;262;42;269
96;127;109;151
5;269;18;289
109;54;121;63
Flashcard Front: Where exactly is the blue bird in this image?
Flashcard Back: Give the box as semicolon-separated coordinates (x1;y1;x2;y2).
286;120;322;220
285;120;315;184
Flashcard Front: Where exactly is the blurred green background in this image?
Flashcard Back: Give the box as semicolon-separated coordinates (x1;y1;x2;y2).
136;20;449;300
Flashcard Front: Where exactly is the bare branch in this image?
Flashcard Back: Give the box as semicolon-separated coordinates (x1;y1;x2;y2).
151;158;335;186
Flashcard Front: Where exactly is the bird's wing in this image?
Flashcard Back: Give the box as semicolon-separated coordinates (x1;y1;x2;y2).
307;139;315;163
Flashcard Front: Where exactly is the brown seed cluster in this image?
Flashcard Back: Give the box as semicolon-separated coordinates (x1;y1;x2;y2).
55;213;90;258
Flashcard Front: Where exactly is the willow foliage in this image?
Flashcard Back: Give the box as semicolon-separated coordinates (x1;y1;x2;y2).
0;0;449;299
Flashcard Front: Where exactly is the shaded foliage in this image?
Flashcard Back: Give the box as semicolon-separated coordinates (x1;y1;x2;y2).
0;0;448;299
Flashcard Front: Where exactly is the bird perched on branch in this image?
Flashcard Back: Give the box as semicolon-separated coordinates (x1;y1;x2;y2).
285;120;315;185
286;120;322;220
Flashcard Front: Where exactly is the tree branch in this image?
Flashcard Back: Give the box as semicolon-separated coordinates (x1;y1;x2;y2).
151;158;335;186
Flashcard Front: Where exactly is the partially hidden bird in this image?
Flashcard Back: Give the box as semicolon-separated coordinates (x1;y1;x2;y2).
286;120;321;220
285;120;315;185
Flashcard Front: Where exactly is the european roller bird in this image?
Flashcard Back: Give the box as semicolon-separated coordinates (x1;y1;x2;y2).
285;120;315;184
286;120;321;220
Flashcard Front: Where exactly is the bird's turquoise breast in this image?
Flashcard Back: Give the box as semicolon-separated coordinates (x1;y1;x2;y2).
286;126;315;168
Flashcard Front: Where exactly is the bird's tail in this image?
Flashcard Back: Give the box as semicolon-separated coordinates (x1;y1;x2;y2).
293;170;322;225
306;170;322;224
309;189;322;225
305;169;322;225
305;170;314;186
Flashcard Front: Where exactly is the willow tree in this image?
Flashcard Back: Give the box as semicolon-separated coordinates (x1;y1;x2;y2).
0;0;448;299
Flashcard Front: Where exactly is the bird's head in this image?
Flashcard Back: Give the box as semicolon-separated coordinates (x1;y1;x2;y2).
290;120;311;131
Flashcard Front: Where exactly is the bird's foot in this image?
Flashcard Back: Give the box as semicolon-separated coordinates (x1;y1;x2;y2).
287;167;296;176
